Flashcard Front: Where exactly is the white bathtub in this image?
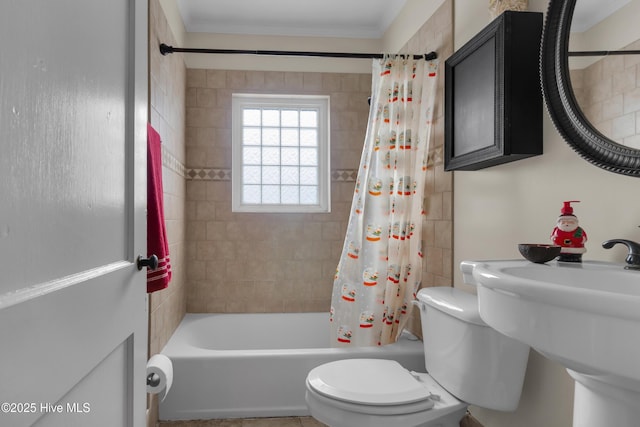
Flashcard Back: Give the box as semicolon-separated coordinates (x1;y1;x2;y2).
159;312;426;421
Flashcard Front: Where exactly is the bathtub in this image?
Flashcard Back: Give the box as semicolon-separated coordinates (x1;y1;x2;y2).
159;312;426;421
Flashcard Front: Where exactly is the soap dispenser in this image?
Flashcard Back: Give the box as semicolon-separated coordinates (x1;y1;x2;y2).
550;201;587;262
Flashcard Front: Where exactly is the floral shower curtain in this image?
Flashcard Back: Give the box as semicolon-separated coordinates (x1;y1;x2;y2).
330;55;438;347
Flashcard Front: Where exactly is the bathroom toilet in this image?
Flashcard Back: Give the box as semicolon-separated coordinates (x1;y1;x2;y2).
305;287;530;427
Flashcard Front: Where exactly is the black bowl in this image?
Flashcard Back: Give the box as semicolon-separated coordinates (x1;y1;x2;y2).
518;244;561;264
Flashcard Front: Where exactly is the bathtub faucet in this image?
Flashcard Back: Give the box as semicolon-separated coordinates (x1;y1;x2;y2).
602;239;640;270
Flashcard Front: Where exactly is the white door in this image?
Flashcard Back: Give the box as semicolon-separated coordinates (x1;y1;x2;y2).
0;1;148;426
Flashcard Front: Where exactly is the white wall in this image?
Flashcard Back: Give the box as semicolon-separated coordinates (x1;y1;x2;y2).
382;0;446;52
453;0;640;426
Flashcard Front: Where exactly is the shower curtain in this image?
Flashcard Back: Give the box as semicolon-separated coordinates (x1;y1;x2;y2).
330;55;438;347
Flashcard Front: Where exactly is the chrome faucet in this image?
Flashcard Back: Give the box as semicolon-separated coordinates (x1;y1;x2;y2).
602;239;640;270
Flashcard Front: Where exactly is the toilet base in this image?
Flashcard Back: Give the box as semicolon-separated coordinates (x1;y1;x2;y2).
305;387;467;427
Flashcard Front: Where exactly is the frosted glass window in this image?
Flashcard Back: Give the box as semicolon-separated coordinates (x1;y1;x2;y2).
262;109;280;126
281;186;300;204
301;110;317;127
300;129;318;146
262;147;280;165
300;148;318;166
281;166;299;185
243;166;261;184
243;147;261;165
282;110;299;127
281;148;299;166
262;128;280;146
232;94;330;213
281;129;299;146
262;166;280;184
243;109;261;126
243;128;261;145
243;185;261;203
300;186;318;204
262;185;280;203
300;167;318;185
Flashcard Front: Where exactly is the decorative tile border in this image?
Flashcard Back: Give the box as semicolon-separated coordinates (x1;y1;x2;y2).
332;170;358;182
185;168;359;182
429;146;444;168
162;145;186;178
187;168;232;180
182;148;444;182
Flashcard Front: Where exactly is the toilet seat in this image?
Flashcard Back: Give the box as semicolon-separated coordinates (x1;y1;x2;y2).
305;359;468;427
307;359;435;411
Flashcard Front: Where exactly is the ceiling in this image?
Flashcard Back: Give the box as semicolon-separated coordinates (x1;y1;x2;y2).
175;0;632;39
176;0;409;38
177;0;412;39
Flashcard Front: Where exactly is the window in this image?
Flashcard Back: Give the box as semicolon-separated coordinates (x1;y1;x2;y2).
232;94;331;213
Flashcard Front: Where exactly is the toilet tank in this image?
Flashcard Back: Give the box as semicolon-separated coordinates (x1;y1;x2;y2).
416;287;529;411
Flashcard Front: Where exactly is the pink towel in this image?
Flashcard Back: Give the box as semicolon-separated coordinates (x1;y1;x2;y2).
146;123;172;293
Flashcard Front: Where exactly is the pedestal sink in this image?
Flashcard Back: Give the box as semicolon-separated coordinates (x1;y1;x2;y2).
461;259;640;427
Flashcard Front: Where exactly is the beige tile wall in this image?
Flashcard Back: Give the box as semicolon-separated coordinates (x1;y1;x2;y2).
572;38;640;149
185;70;370;313
399;0;454;335
403;0;454;284
184;0;454;330
148;0;188;425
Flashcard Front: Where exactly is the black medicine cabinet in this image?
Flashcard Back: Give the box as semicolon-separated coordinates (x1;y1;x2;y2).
444;11;543;171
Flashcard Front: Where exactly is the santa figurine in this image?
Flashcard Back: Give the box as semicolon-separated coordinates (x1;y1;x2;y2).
550;201;587;262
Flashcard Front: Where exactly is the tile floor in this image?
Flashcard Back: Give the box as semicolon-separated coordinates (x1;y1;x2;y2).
158;417;327;427
158;413;481;427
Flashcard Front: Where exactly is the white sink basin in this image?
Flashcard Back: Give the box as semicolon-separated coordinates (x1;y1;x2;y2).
461;260;640;383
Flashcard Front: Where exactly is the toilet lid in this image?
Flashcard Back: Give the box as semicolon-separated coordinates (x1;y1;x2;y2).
307;359;432;406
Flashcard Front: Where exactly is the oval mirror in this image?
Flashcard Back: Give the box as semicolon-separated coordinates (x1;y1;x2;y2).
540;0;640;176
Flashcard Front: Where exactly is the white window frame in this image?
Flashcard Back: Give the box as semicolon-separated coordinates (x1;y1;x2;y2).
232;93;331;213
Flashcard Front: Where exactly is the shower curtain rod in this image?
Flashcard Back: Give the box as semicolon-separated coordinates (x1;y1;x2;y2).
569;50;640;57
159;43;438;60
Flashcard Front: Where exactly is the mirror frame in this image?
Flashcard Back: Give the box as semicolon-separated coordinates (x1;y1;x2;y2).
540;0;640;177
